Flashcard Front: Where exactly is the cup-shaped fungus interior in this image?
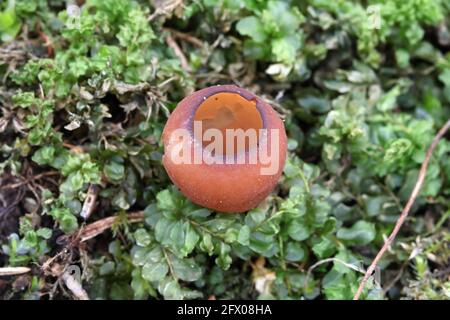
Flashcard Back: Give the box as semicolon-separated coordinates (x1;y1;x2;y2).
193;92;263;157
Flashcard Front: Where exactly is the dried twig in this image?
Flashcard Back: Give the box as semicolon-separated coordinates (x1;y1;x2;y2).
354;119;450;300
63;142;84;153
79;211;145;242
166;34;191;72
0;171;59;190
163;28;204;48
41;211;145;299
0;267;31;276
36;22;54;57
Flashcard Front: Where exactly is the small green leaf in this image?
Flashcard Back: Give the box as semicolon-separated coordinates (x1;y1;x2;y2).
237;225;250;246
99;261;115;275
285;242;305;262
36;228;52;240
32;146;55;165
236;16;266;43
134;228;151;247
69;171;84;191
171;255;202;282
12;91;36;108
156;189;177;212
132;247;150;266
104;161;125;183
59;212;78;234
337;221;376;245
142;261;168;282
377;85;401;112
184;223;200;254
287;220;310;241
200;233;214;254
271;35;301;64
312;237;336;258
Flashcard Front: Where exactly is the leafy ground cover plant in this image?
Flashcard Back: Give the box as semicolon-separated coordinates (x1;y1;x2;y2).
0;0;449;300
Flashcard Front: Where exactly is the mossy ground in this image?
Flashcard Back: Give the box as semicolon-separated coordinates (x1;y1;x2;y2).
0;0;450;300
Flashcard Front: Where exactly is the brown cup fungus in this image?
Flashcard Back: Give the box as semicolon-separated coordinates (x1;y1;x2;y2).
162;85;287;213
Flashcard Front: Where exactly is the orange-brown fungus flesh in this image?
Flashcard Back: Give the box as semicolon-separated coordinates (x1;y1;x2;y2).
193;92;263;155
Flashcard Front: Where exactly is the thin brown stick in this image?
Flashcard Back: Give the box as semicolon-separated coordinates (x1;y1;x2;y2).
63;142;85;153
354;119;450;300
0;171;59;190
79;211;144;242
165;34;191;72
163;28;204;48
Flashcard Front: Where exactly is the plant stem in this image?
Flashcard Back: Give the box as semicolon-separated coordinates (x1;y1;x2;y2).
354;119;450;300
